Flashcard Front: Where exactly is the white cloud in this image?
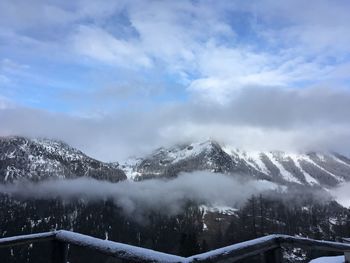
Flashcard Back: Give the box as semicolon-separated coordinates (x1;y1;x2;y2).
71;25;152;68
1;0;349;101
0;59;26;86
1;0;350;160
1;86;350;161
0;0;124;30
0;74;10;85
250;0;350;53
0;172;277;218
0;58;29;73
330;182;350;208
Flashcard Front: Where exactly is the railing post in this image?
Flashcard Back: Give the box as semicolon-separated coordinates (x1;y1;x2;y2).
345;251;350;263
51;240;68;263
261;247;282;263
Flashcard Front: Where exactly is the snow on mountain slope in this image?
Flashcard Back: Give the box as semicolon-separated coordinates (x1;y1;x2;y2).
264;152;302;184
223;147;270;175
2;136;349;189
289;154;319;185
122;140;350;188
123;141;239;180
120;158;143;180
0;136;126;183
302;154;344;183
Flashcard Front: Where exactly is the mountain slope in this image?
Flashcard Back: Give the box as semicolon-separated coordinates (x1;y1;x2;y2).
122;141;248;180
122;140;350;187
0;136;126;183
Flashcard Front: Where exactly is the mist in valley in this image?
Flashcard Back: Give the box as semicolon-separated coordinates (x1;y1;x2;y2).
0;172;281;219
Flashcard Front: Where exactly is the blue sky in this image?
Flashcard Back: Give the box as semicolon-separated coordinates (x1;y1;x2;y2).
1;0;350;160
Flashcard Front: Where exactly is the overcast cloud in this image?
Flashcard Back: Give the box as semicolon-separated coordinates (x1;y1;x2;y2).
1;86;350;161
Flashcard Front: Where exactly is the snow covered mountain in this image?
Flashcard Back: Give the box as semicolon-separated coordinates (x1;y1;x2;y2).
0;136;126;183
2;136;350;188
121;140;350;187
121;141;237;180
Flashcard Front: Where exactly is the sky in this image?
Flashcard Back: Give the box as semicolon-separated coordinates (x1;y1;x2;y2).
1;0;350;161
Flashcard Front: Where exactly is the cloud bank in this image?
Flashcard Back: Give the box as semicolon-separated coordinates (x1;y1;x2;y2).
1;86;350;161
330;182;350;208
0;172;277;219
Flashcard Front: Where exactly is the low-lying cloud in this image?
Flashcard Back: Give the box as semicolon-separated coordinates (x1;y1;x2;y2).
330;182;350;208
0;172;278;220
1;86;350;161
0;87;350;161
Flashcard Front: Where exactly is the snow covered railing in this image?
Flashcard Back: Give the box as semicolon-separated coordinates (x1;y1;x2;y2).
1;230;350;262
187;234;282;262
55;230;185;263
0;231;56;248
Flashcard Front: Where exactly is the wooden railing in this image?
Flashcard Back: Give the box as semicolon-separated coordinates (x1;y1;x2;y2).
1;230;350;262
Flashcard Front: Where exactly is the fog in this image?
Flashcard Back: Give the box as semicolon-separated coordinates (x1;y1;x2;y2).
330;182;350;208
0;172;278;220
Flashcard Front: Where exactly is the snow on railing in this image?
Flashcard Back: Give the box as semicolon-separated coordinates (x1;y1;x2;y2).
1;230;350;263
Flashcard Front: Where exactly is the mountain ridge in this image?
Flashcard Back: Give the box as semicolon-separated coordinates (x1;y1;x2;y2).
0;136;126;183
1;136;350;189
121;140;350;188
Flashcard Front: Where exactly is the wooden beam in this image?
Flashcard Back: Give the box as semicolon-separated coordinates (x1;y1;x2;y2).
51;240;68;263
278;235;350;252
261;247;282;263
344;252;350;263
186;235;281;262
0;231;56;248
55;230;185;263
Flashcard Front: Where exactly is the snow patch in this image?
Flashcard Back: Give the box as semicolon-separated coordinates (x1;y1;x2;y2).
265;152;302;184
166;141;214;164
200;205;238;216
122;158;142;180
224;147;270;175
332;155;350;168
303;155;344;183
289;154;319;185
